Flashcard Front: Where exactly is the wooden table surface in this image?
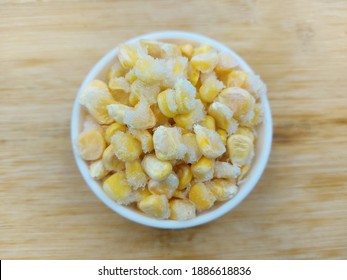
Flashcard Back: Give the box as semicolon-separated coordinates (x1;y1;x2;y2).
1;0;347;260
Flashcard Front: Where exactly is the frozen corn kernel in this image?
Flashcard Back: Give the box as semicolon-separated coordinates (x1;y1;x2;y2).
238;165;251;183
123;100;156;129
193;125;226;159
134;186;151;203
107;103;131;125
191;51;218;73
130;79;160;105
128;92;139;106
138;194;170;219
125;68;137;84
174;99;206;130
180;44;194;59
77;129;106;161
194;44;211;55
243;102;264;127
141;40;181;58
217;129;227;145
79;80;116;124
200;115;216;131
141;154;172;181
199;75;225;103
245;73;266;100
108;77;130;93
174;77;196;114
208;102;238;135
182;133;202;164
214;161;241;179
235;126;255;142
134;55;167;84
172;186;190;199
151;104;169;125
169;56;188;79
188;63;200;86
148;172;179;198
111;131;142;162
89;160;109;180
169;199;196;220
128;128;154;153
107;60;127;81
206;179;238;201
191;156;215;182
103;171;135;205
102;145;125;172
125;160;148;189
224;70;248;88
214;52;238;75
153;126;186;160
176;165;193;190
227;134;254;166
189;182;216;211
104;123;126;144
118;43;145;69
157;89;178;118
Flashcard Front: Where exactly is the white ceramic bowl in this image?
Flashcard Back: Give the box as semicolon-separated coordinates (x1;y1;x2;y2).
71;31;272;229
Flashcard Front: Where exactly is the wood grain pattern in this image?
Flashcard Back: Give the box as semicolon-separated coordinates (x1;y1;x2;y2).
1;0;347;259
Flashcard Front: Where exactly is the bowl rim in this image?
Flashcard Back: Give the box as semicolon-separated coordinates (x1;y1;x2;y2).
71;31;273;229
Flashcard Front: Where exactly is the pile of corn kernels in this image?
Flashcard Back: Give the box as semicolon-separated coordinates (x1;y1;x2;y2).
77;39;266;221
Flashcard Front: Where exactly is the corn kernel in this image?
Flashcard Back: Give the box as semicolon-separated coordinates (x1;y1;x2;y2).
193;44;211;55
157;89;178;118
208;102;238;135
205;179;238;201
214;161;240;179
173;99;206;130
214;52;238;75
77;129;106;160
105;123;126;144
128;128;154;153
180;44;194;59
118;43;145;69
238;165;251;183
134;186;151;203
217;129;227;145
138;194;170;219
169;199;196;221
125;68;137;84
134;55;167;84
182;132;202;164
102;145;125;172
176;165;193;190
193;125;226;159
227;134;254;166
189;182;216;211
188;63;200;86
153;126;186;160
172;186;190;199
107;103;131;125
103;171;135;205
245;73;267;100
141;154;172;181
191;156;215;182
111;131;142;162
148;172;179;199
128;92;139;106
235;126;255;143
199;75;225;103
175;78;196;114
108;76;130;93
130;79;160;105
243;102;264;127
123;100;156;129
141;40;181;58
89;160;109;180
225;70;248;88
191;51;218;73
170;56;188;79
107;60;126;81
125;159;148;189
200;115;216;130
151;104;169;125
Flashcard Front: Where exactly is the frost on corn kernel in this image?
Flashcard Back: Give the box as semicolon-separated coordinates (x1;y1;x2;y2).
107;103;131;125
182;133;202;164
214;161;241;179
208;102;238;135
169;199;196;221
89;160;109;180
118;42;147;69
134;55;168;84
123;100;156;129
174;77;196;114
138;194;170;219
205;179;238;201
125;159;148;189
173;99;206;130
148;172;179;199
199;74;225;103
128;128;154;153
111;131;142;162
130;79;160;105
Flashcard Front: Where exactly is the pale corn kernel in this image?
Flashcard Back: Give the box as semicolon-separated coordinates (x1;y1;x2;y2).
107;103;131;125
243;102;264;127
83;115;104;132
180;44;194;59
89;160;109;180
103;171;135;205
182;132;202;164
128;128;154;153
108;76;130;93
123;100;156;129
157;89;178;118
199;74;225;103
107;60;127;81
79;80;115;124
153;126;186;160
199;115;216;130
111;131;142;162
170;56;188;79
208;102;238;135
235;126;255;143
125;68;137;84
200;71;216;84
191;156;215;182
173;99;206;130
125;160;148;189
190;51;218;73
245;73;267;100
141;154;172;181
134;186;151;203
214;52;238;75
176;165;193;190
238;165;251;183
189;182;216;211
128;92;139;106
102;145;125;172
77;129;106;161
105;123;126;144
118;43;145;69
169;199;196;221
225;70;248;88
193;125;226;159
205;179;238;201
174;77;196;114
214;161;241;179
134;55;167;84
217;129;227;145
188;63;200;86
148;172;179;199
172;186;190;199
138;194;170;219
227;134;254;166
130;79;160;105
151;104;169;125
193;44;211;55
141;40;181;58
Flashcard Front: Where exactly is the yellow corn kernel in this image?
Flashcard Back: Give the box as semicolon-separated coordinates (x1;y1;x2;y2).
102;145;125;172
148;172;179;199
238;165;251;183
103;171;135;205
157;89;178;118
217;129;227;145
128;92;139;106
225;70;248;88
170;56;188;78
89;160;109;180
193;125;226;159
245;73;267;100
208;102;238;135
235;126;255;143
180;44;194;59
172;185;190;199
174;77;196;114
141;154;172;181
79;80;115;124
104;123;126;144
193;44;211;55
106;60;127;81
190;51;218;73
128;128;154;153
191;156;215;182
134;55;167;84
130;79;160;105
123;100;156;129
214;52;238;75
227;134;254;166
189;182;216;211
169;199;196;221
134;186;151;203
182;132;202;164
199;75;225;103
173;99;206;130
125;159;148;189
108;76;130;93
77;129;106;160
125;68;137;84
111;131;142;162
141;40;181;58
205;179;238;201
107;103;131;125
151;104;169;126
118;43;145;69
200;115;216;130
214;161;241;179
176;165;193;190
188;63;200;86
153;126;186;161
138;194;170;219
